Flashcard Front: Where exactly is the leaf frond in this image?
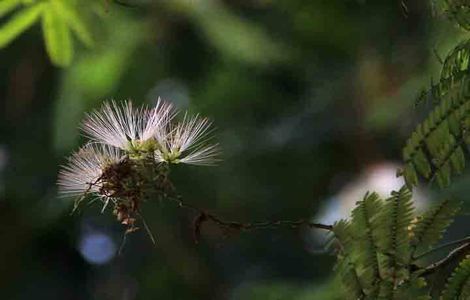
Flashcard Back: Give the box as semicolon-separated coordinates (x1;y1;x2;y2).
402;75;470;188
441;255;470;299
375;187;414;286
445;1;470;31
411;198;461;258
350;192;383;295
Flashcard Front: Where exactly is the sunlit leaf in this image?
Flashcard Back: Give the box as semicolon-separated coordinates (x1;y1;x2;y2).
50;0;93;47
0;2;43;48
0;0;21;18
41;2;73;66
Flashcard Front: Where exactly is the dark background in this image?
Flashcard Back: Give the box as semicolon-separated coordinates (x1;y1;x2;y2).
1;0;468;299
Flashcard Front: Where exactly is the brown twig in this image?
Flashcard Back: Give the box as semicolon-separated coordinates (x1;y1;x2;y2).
165;194;333;244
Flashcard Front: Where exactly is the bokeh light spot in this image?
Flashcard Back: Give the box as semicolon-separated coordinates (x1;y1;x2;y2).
78;232;116;265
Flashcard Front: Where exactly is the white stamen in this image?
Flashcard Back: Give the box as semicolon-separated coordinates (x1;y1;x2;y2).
57;144;123;199
81;98;173;150
155;113;220;166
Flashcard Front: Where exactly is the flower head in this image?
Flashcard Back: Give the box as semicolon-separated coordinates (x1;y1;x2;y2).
58;98;221;238
155;113;220;166
81;98;173;152
57;144;123;199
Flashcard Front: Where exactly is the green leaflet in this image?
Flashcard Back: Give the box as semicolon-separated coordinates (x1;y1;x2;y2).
377;280;394;300
393;276;430;300
333;220;368;299
0;0;95;66
411;198;461;258
337;259;366;300
333;222;356;297
50;0;93;47
0;2;44;48
441;39;470;79
441;255;470;300
333;219;353;253
0;0;21;18
445;1;470;31
41;2;73;66
411;149;431;179
402;163;418;188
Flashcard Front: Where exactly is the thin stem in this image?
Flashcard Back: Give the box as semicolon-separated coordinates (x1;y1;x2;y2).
414;236;470;261
118;230;129;255
138;211;157;246
165;193;333;243
421;242;470;276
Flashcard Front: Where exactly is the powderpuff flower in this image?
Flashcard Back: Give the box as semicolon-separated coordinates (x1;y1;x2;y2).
155;113;220;166
57;143;123;200
81;98;173;152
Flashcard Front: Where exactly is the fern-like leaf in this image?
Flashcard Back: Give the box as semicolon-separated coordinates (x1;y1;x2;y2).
350;192;383;296
333;219;353;254
404;5;470;188
441;255;470;300
411;198;461;258
333;220;367;299
445;1;470;31
415;38;470;106
377;280;394;300
376;187;414;286
333;184;464;298
416;71;468;107
402;75;470;188
337;259;366;300
393;276;430;300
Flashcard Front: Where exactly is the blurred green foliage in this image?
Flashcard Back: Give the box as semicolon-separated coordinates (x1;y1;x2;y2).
0;0;94;66
1;0;469;299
